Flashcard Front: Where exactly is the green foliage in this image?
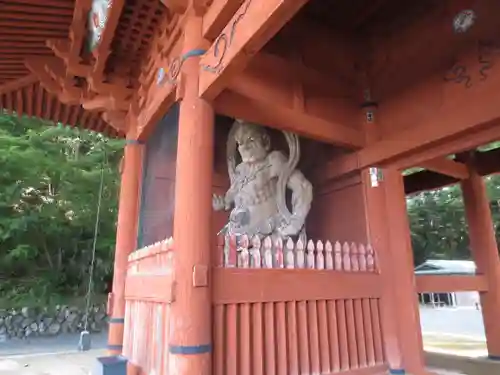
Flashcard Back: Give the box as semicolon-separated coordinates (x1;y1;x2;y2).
0;113;124;306
407;174;500;266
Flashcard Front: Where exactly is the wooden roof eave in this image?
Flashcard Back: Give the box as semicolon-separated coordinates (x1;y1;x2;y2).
87;0;127;94
39;0;133;135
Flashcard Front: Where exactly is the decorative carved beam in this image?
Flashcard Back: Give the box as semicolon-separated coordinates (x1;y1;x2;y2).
47;0;132;105
390;122;500;171
24;58;63;96
199;0;309;100
135;30;186;139
43;0;91;87
88;0;125;92
418;157;469;179
67;0;93;66
370;0;500;99
221;53;363;147
24;57;82;105
46;39;92;77
356;44;500;170
214;90;365;148
236;52;359;99
82;94;130;112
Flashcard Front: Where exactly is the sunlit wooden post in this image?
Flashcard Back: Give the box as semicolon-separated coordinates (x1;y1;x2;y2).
383;168;427;375
107;135;143;355
168;10;214;375
461;157;500;358
360;99;425;374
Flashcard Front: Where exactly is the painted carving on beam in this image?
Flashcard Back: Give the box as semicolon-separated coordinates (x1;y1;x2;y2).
213;120;313;240
444;40;500;88
157;50;206;86
157;57;182;86
201;0;252;74
87;0;112;51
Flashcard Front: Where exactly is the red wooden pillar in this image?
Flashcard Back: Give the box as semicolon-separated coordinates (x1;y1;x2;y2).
107;137;143;355
461;163;500;358
383;168;427;375
168;13;214;375
360;104;405;373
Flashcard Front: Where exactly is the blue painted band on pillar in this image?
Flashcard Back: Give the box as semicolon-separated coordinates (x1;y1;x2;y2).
169;344;212;355
107;344;123;351
125;139;144;145
181;49;206;61
389;369;405;374
488;355;500;361
108;317;125;324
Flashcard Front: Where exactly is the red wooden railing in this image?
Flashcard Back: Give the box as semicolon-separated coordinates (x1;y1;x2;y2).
212;235;387;375
123;238;174;375
123;235;387;375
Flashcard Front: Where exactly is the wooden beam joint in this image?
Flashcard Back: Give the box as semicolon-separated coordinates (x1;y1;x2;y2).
199;0;308;99
419;157;470;180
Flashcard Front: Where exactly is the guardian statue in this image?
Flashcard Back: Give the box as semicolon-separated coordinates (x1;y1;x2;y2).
213;119;313;239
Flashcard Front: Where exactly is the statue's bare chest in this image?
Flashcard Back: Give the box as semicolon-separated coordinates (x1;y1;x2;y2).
233;161;277;205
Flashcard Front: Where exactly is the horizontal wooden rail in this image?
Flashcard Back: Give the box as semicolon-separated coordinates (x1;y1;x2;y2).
331;364;389;375
415;275;488;293
125;274;175;303
213;269;383;304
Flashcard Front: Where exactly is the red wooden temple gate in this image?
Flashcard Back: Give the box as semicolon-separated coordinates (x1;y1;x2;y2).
3;1;500;375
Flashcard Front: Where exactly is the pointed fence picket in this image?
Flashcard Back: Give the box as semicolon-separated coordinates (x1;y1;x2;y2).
216;234;378;272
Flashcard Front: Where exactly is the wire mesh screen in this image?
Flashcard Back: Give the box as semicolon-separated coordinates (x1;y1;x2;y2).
137;105;179;249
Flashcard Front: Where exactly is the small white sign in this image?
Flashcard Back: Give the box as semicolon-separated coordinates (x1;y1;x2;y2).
369;167;379;187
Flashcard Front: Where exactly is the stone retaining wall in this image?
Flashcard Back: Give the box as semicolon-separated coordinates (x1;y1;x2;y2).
0;303;108;342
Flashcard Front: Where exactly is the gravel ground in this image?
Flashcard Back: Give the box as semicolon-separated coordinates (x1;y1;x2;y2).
0;351;470;375
0;349;106;375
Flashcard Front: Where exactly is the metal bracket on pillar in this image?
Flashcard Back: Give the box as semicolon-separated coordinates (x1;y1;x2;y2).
369;167;383;187
366;110;374;123
361;88;378;123
192;264;208;287
361;100;378;123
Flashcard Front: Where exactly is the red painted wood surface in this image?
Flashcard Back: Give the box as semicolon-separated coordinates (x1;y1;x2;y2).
123;238;174;374
212;235;385;375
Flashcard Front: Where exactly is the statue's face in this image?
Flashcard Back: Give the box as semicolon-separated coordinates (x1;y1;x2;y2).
234;123;270;163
